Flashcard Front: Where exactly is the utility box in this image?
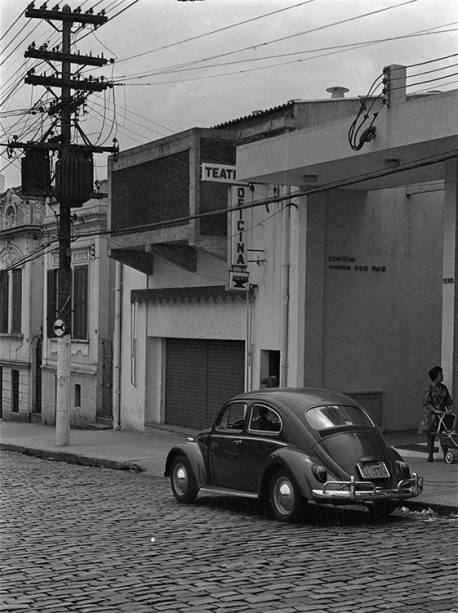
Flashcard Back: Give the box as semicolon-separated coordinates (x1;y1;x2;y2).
21;148;52;197
55;146;94;207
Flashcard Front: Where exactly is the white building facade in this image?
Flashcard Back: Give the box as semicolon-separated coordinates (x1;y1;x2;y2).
0;188;45;420
108;68;456;433
39;184;115;427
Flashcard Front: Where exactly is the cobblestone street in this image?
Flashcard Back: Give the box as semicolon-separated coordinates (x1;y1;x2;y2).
1;451;457;613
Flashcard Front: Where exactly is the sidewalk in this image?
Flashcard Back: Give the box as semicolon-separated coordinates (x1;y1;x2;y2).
1;420;457;515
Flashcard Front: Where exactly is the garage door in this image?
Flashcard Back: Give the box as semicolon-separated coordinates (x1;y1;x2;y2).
165;338;245;429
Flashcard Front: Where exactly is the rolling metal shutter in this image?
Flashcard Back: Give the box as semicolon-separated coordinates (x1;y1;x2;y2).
165;338;245;429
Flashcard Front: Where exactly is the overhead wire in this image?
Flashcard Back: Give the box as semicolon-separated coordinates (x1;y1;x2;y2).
0;5;25;43
116;0;420;79
114;26;458;82
114;0;318;65
115;28;457;87
3;146;456;269
89;93;172;137
67;149;457;243
406;52;458;68
73;0;141;45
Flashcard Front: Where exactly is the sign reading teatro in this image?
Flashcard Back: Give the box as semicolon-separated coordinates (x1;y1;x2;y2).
201;163;237;183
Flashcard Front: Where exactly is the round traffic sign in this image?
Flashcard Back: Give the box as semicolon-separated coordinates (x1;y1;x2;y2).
53;318;67;337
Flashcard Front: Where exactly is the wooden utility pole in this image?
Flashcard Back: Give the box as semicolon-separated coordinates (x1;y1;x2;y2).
9;2;118;445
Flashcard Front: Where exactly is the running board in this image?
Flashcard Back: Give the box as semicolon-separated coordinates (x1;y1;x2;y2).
199;486;259;499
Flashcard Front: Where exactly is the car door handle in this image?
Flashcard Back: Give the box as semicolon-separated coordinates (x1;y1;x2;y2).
233;439;242;446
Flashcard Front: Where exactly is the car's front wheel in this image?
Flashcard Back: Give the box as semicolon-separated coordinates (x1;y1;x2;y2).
170;455;198;503
269;469;303;522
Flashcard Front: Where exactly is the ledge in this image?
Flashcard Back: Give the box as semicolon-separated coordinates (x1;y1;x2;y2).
131;285;247;305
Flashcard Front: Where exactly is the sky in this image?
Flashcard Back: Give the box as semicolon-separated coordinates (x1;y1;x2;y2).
1;0;457;189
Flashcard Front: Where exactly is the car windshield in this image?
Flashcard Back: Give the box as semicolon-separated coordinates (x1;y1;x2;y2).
306;404;374;430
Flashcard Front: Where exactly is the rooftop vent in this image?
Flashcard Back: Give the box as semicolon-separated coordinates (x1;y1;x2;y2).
326;86;349;99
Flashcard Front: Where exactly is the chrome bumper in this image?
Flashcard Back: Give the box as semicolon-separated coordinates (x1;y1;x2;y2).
312;473;423;502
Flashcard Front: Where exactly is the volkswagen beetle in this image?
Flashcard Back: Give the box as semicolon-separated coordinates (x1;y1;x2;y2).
164;388;423;521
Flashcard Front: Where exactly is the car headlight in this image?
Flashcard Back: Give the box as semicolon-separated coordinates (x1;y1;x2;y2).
395;460;411;478
312;464;328;483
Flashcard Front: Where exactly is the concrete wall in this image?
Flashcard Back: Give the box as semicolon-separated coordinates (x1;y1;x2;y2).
118;265;147;431
303;186;444;430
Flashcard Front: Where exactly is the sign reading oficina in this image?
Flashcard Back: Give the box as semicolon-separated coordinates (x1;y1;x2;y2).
227;185;250;291
231;185;248;267
201;163;237;183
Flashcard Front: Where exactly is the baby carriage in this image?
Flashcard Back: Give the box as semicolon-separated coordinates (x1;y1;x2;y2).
437;412;458;464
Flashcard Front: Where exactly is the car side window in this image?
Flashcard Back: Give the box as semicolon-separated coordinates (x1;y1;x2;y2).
249;404;281;434
215;402;247;432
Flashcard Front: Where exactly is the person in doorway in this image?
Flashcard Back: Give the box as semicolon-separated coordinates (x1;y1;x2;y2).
261;376;278;388
419;366;453;461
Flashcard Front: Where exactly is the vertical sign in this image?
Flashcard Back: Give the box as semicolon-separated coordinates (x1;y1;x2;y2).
231;186;248;267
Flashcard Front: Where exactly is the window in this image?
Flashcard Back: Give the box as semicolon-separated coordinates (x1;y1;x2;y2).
306;405;375;430
11;269;22;333
47;269;58;337
74;384;81;407
47;264;88;340
72;265;88;340
0;366;3;417
0;271;8;333
215;402;247;431
0;268;22;334
11;370;19;412
260;350;280;388
249;404;282;433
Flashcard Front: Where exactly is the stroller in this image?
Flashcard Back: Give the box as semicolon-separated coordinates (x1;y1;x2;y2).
437;412;458;464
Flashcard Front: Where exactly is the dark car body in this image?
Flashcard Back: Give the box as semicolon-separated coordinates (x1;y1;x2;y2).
164;388;423;520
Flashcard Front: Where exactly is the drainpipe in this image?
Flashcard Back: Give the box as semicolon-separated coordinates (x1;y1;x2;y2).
112;261;122;430
279;188;291;388
245;284;253;392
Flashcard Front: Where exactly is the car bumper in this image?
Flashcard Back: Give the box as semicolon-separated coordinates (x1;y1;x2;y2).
312;473;423;503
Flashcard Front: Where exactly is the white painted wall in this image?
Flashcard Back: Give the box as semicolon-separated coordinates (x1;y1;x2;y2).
442;161;456;389
302;186;444;430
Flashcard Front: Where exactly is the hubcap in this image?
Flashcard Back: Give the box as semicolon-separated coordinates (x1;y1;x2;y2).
173;464;188;495
274;477;294;514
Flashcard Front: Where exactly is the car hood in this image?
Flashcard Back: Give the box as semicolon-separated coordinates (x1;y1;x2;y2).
315;430;390;477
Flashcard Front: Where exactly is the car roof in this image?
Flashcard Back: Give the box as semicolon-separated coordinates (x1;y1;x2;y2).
230;387;363;415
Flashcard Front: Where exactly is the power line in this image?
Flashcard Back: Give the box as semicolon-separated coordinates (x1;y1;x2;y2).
0;5;25;43
89;94;172;137
115;26;458;82
73;0;141;45
120;0;420;79
108;149;457;238
4;149;456;270
115;0;318;65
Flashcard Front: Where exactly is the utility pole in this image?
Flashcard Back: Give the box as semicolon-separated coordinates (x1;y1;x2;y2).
8;2;118;445
56;6;73;447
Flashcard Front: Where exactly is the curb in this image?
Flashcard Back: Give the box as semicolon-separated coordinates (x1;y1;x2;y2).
399;499;458;517
2;444;457;516
0;443;144;473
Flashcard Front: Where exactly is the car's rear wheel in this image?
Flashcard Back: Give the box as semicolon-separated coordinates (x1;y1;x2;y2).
170;455;198;503
367;501;397;519
269;469;303;522
444;449;456;464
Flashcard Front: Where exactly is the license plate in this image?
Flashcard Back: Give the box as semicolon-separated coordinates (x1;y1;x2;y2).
358;461;390;479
